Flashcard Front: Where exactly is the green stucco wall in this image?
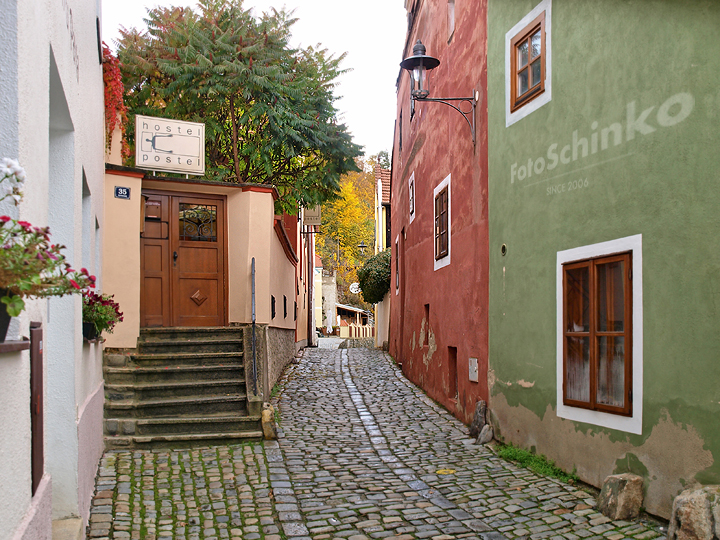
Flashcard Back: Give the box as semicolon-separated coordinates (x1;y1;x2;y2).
487;0;720;518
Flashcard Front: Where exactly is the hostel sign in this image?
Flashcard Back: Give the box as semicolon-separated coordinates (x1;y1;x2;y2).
135;115;205;175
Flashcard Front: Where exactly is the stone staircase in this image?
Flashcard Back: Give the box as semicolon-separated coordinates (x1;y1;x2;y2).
104;327;263;449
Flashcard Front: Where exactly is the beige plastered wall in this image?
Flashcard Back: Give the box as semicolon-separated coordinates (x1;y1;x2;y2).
103;171;143;349
268;219;297;331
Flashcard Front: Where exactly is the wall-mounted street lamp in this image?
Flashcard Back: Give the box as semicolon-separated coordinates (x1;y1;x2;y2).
400;40;478;145
357;241;367;255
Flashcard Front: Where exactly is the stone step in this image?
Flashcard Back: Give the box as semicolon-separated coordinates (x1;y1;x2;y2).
129;351;244;367
103;326;256;450
139;326;243;342
138;338;242;355
104;430;263;450
105;379;245;401
104;364;244;385
134;414;262;435
105;394;247;418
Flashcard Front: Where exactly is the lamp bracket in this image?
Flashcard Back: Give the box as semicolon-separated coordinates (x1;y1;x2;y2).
412;95;477;145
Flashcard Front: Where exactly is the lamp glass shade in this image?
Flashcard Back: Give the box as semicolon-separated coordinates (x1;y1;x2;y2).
412;65;428;99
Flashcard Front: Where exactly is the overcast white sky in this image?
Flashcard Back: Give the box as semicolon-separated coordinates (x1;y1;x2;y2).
102;0;407;158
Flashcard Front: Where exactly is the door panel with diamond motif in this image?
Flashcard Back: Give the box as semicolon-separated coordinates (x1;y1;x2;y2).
141;191;227;327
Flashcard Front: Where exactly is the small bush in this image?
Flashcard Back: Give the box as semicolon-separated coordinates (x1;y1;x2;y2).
357;249;391;304
496;443;579;484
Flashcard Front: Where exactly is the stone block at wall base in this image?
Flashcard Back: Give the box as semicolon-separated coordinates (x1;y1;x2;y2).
469;400;487;439
597;473;644;520
52;518;84;540
668;485;720;540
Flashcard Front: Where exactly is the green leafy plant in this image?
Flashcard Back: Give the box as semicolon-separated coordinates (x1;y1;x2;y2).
357;249;391;304
82;291;123;334
0;160;96;316
496;443;579;484
117;1;362;212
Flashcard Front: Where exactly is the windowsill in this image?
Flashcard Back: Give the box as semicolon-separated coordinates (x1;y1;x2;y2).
0;340;31;353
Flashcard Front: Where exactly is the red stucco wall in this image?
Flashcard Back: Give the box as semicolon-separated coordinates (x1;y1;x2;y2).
390;0;489;425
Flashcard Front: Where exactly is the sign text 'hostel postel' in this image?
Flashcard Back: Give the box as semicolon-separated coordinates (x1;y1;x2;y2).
135;115;206;175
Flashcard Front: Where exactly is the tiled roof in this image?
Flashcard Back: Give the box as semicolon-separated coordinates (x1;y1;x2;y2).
315;254;322;268
375;166;391;205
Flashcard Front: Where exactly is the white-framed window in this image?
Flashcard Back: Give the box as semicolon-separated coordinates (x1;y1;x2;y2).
556;234;643;435
408;172;416;224
433;174;451;271
506;0;552;127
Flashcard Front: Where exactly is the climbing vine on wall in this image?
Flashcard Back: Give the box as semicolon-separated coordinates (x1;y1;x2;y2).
102;42;129;158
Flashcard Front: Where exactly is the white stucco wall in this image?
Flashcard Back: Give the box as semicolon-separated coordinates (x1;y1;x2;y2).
375;292;391;348
0;351;32;540
1;0;105;537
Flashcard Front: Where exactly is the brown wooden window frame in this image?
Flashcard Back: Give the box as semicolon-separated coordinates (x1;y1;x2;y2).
434;186;449;260
510;12;546;113
562;252;633;417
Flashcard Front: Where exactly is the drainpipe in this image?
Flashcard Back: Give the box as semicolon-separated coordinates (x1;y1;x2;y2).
251;257;258;396
307;225;315;347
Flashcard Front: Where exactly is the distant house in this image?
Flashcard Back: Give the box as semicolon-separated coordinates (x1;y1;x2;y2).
336;303;371;326
374;166;391;348
375;165;391;253
314;254;323;332
0;0;106;538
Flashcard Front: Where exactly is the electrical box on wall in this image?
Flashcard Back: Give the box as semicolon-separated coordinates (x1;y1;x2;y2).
469;357;479;382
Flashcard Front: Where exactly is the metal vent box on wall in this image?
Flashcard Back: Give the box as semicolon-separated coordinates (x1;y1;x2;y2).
135;115;206;175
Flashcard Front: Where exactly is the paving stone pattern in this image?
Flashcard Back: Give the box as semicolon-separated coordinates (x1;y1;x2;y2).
89;347;665;540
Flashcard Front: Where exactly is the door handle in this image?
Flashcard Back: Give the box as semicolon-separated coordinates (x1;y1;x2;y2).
173;251;178;266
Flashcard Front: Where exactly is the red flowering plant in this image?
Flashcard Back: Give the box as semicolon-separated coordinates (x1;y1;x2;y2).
0;159;96;317
102;42;130;159
82;291;123;335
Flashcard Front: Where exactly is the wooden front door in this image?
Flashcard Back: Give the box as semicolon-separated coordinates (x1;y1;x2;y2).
141;190;227;327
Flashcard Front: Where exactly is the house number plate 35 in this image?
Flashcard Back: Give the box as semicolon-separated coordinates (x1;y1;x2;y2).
114;186;131;200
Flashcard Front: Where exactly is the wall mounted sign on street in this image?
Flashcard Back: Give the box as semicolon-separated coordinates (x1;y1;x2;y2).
135;115;206;176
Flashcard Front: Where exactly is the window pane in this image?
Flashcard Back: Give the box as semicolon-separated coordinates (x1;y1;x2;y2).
597;336;625;408
597;260;625;331
179;204;217;242
566;336;590;403
518;68;529;96
531;30;541;58
518;40;529;67
566;266;589;332
531;59;541;88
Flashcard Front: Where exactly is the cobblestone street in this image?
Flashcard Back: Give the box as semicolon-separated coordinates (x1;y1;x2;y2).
89;346;666;540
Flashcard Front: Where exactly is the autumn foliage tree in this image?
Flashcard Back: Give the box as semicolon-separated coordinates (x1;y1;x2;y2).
116;0;361;211
315;158;376;307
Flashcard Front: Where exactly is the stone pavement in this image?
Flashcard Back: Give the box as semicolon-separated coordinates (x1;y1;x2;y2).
88;347;666;540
